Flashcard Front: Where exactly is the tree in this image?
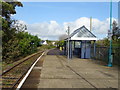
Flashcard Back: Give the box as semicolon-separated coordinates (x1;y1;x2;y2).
1;1;22;39
1;0;42;63
12;20;27;32
56;40;64;48
112;20;119;39
17;32;41;55
1;0;23;21
1;0;23;63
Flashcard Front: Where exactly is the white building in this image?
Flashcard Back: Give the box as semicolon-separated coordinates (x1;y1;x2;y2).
64;25;97;59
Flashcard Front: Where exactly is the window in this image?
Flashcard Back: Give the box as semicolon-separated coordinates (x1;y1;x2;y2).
75;41;81;48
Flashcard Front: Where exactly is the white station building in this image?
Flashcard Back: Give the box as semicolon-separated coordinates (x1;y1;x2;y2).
64;25;97;59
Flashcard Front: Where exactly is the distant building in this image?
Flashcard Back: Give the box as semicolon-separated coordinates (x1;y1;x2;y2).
52;42;55;45
40;40;48;45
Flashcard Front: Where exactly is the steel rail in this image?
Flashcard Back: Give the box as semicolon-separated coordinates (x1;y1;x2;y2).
2;51;44;89
1;51;43;76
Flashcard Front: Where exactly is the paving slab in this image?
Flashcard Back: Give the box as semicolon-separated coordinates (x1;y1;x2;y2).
37;50;118;89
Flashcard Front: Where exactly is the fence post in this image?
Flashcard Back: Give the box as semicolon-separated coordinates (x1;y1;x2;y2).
94;41;96;58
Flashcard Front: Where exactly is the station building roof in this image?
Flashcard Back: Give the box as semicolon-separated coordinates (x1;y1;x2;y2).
65;25;97;41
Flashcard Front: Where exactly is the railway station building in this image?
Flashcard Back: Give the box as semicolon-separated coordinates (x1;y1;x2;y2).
64;25;97;59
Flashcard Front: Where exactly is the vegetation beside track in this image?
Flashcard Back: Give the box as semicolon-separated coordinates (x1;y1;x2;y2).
37;45;56;51
2;40;56;70
1;0;57;65
1;0;43;64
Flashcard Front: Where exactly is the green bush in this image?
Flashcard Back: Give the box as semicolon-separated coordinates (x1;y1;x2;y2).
2;31;41;63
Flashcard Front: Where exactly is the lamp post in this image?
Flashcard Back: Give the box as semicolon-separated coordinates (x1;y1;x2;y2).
67;26;70;59
108;0;113;67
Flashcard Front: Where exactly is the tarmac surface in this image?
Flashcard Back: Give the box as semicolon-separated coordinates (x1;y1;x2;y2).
22;48;119;89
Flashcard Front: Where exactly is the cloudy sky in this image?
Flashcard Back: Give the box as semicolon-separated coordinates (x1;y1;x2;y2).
13;2;118;40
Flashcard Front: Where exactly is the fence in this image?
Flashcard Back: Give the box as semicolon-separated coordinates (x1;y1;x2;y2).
91;46;120;65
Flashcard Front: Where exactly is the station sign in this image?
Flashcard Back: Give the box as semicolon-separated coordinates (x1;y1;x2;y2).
108;30;113;37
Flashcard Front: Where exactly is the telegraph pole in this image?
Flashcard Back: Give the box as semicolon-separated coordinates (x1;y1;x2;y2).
67;26;70;59
108;0;113;67
90;17;92;32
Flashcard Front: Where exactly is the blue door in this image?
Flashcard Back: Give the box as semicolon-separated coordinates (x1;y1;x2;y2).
81;41;91;59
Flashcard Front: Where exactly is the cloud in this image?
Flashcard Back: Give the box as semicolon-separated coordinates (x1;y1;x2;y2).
63;17;117;39
27;21;65;40
18;17;117;40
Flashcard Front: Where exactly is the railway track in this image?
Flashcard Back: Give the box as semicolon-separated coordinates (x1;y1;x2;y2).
1;51;44;89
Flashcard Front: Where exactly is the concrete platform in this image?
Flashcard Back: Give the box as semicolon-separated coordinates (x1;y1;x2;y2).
38;53;118;89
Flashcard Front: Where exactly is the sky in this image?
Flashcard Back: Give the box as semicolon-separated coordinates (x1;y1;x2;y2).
12;2;118;40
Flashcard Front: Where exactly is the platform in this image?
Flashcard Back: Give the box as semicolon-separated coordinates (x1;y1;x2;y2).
22;49;119;89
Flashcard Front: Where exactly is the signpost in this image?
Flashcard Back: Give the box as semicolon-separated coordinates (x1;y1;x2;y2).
108;0;113;67
108;30;113;40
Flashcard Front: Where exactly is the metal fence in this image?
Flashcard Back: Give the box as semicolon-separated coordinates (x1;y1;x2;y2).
91;46;120;65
